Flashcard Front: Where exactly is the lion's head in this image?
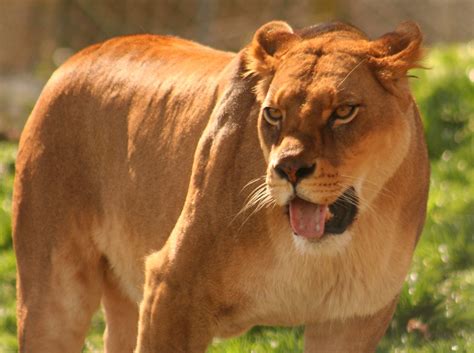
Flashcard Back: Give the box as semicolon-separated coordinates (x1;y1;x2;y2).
245;21;423;244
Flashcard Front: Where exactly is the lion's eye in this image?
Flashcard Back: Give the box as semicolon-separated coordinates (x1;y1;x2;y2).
263;107;283;126
331;105;360;126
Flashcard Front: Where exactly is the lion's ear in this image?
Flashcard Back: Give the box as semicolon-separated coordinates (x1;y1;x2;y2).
369;21;424;84
245;21;299;78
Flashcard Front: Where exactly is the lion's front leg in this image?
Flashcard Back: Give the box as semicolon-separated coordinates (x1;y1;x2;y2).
135;248;215;353
303;298;398;353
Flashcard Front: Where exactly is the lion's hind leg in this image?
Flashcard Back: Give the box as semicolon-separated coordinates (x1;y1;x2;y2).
102;267;139;353
14;219;105;353
15;230;105;352
13;181;105;352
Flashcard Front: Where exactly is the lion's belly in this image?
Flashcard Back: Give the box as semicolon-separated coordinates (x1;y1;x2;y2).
93;163;204;302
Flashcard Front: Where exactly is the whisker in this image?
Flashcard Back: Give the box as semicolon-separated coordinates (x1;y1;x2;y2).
240;175;266;194
338;174;396;200
241;192;267;213
238;196;275;230
232;184;266;222
242;183;267;205
337;58;367;88
231;179;278;228
340;191;391;231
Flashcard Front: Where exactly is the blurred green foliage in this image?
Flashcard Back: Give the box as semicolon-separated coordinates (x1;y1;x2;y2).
0;43;473;352
0;143;17;352
412;44;474;159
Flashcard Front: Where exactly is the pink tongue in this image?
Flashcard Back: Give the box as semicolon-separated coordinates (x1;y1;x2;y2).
289;197;327;239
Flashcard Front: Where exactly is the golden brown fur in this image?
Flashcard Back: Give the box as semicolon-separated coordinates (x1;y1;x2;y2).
13;21;429;352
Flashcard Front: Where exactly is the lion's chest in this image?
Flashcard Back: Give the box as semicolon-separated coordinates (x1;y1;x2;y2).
226;230;408;331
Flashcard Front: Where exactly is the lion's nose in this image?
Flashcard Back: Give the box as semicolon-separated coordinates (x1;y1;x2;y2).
274;160;316;184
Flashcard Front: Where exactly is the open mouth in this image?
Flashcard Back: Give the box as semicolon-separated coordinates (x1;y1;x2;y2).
287;187;358;239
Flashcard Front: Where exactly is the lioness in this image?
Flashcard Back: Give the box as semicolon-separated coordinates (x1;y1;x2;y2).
13;21;429;352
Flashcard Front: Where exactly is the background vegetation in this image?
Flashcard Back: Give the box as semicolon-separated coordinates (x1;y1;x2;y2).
0;43;473;352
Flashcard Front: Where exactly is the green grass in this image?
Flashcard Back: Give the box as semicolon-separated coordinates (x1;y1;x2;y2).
0;143;17;353
1;43;473;352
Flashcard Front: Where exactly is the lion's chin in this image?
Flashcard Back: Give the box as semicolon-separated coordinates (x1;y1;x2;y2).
286;187;358;241
292;229;353;257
